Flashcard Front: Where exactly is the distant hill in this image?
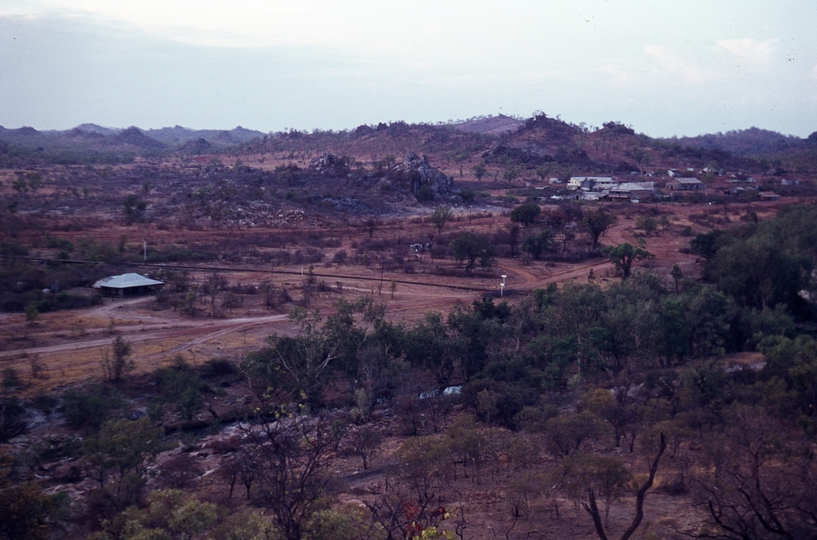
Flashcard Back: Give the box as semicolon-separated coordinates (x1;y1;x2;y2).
666;128;812;157
73;123;119;136
452;114;525;136
111;126;166;149
145;125;264;146
2;117;816;175
0;124;266;164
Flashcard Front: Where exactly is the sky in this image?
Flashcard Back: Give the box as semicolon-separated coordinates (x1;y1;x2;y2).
1;1;815;138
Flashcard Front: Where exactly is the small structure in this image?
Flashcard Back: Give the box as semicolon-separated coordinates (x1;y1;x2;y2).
758;191;781;201
609;182;655;200
727;175;757;184
568;176;616;191
666;177;704;191
93;273;164;296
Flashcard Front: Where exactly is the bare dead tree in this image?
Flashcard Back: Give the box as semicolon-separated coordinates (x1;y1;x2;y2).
241;411;343;540
582;433;667;540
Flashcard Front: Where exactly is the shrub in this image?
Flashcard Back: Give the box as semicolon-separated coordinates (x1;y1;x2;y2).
2;368;21;390
201;358;237;378
61;385;124;429
416;185;435;202
0;397;26;441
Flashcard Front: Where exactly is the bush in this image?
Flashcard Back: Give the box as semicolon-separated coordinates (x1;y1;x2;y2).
0;397;26;441
2;368;21;390
416;185;435;202
61;385;124;429
201;358;237;378
461;378;539;430
151;362;205;421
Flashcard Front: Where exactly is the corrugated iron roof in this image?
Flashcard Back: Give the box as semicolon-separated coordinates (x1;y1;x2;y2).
92;273;164;289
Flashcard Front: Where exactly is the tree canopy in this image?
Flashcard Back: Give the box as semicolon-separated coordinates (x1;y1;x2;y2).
510;203;541;225
448;232;495;272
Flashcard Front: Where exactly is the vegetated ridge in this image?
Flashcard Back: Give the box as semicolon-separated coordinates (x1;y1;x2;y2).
2;113;816;174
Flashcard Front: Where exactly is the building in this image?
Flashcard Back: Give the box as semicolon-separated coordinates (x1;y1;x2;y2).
568;176;616;191
666;177;704;191
93;273;165;296
608;182;655;200
758;192;781;201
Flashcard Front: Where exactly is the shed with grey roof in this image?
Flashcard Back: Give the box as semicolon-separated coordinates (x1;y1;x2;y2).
92;273;164;296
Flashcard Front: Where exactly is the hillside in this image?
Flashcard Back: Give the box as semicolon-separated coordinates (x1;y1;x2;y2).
2;115;816;178
451;114;525;135
668;127;816;157
0;124;265;164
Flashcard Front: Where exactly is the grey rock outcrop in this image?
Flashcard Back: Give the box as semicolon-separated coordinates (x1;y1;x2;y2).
309;153;350;176
393;152;455;197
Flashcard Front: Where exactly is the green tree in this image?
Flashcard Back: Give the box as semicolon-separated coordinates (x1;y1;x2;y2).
758;334;817;418
122;194;147;223
460;188;476;204
521;229;555;260
0;457;66;540
429;205;453;235
244;308;343;408
25;303;39;324
472;162;487;182
101;336;135;383
606;243;652;280
708;232;811;310
582;207;618;251
82;417;169;528
448;233;495;272
510;203;541;226
689;229;728;259
544;411;607;458
84;417;167;488
555;453;633;526
634;215;657;235
670;264;683;293
582;388;640;450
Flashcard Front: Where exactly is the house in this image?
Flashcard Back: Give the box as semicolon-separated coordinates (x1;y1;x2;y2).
758;192;780;201
608;182;655;200
667;169;695;177
666;177;704;191
567;176;616;191
92;273;164;296
727;174;757;184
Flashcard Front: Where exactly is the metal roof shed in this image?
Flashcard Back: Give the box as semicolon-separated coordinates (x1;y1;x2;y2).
92;273;164;296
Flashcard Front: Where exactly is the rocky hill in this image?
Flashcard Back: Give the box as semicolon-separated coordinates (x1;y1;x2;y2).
2;115;816;176
666;127;817;157
452;114;525;135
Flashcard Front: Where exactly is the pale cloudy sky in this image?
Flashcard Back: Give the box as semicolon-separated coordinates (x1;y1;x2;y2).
1;0;815;137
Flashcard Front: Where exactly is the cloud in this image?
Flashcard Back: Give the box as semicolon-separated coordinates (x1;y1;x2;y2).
644;45;713;83
716;38;778;67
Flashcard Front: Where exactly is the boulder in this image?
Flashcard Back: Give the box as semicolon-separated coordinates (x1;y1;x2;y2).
309;153;350;176
393;152;455;197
